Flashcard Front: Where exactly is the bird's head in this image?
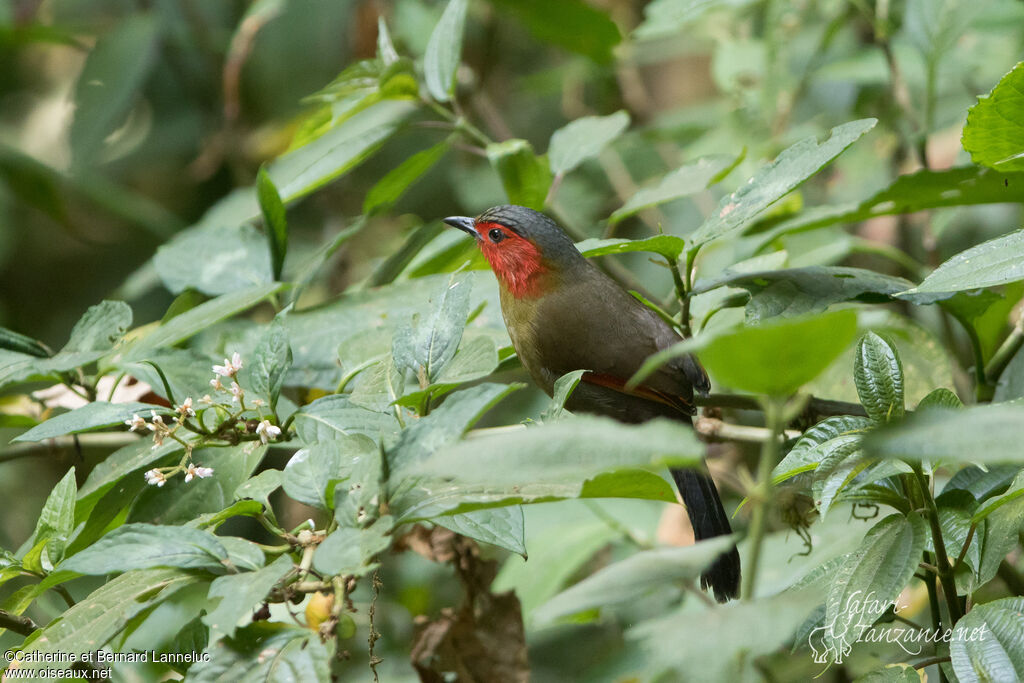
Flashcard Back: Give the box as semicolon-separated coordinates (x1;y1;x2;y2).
443;205;582;299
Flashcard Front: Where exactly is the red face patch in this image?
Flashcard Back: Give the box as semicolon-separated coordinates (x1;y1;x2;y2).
474;221;549;298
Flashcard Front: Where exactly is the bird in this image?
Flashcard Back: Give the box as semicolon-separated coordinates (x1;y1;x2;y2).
443;205;741;602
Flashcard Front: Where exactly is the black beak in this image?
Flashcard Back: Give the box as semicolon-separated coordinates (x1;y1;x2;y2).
443;216;479;240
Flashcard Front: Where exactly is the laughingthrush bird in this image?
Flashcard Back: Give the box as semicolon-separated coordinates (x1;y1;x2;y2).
444;205;741;602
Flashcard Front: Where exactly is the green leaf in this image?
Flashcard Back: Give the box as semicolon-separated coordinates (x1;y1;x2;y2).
312;516;392;576
62;300;133;356
250;317;292;410
234;469;283;525
389;382;521;473
393;273;472;383
609;155;734;224
689;119;877;249
950;597;1024;683
918;387;963;410
133;283;284;351
962;62;1024;171
489;0;620;63
423;0;469;102
535;536;736;624
899;230;1024;301
154;223;274;297
0;326;50;357
435;507;526;556
822;514;927;655
854;664;922;683
29;468;77;570
257;167;288;281
541;369;587;422
635;0;758;39
494;519;619;617
633;588;824;680
189;624;330;682
576;234;687;260
854;332;905;422
61;523;229;574
394;334;501;409
695;310;859;396
412;415;702;484
69;15;161;167
364;140;449;215
203;555;293;642
486;139;553;211
772;416;874;481
548;111;630;176
17;569;199;674
14;401;158;442
333;443;385;528
292;394;399;444
863;404;1024;463
282;438;370;511
694;267;914;322
754;167;1024;250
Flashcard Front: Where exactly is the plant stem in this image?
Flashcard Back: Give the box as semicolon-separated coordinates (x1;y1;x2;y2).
0;608;39;636
742;397;784;600
695;393;867;419
912;463;964;624
984;319;1024;391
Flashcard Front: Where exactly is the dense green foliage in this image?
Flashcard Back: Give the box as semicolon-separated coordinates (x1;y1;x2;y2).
2;1;1024;681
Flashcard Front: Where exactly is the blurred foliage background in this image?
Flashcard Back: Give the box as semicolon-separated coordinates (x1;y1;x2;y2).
2;0;1023;680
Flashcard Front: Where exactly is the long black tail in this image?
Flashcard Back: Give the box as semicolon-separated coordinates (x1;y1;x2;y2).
671;467;741;603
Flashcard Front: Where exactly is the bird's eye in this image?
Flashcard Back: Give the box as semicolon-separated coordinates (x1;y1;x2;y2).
488;228;506;243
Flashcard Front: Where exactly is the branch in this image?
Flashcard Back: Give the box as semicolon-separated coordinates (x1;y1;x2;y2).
0;608;39;636
696;393;867;420
695;416;800;443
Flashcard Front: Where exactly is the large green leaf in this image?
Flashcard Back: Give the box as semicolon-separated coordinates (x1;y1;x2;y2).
424;0;469;102
60;523;229;574
694;267;914;321
389;382;521;473
635;0;758;39
393;273;472;383
282;437;373;510
203;555;293;642
695;310;859;396
17;569;200;675
899;230;1024;301
312;516;392;577
772;416;874;481
154;224;274;296
689;119;876;249
435;507;526;556
132;283;284;351
14;401;158;442
853;332;904;422
754;167;1024;250
950;597;1024;683
27;468;77;571
250;317;291;410
364;140;450;215
631;588;824;680
489;0;621;63
863;404;1024;463
188;624;330;683
822;514;927;656
412;415;702;484
487;139;552;211
576;234;687;260
292;394;398;445
69;15;161;167
548;111;631;176
534;536;736;624
257;167;288;281
962;62;1024;172
609;155;735;224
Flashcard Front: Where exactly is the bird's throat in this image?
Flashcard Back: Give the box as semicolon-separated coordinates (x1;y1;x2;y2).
479;237;550;299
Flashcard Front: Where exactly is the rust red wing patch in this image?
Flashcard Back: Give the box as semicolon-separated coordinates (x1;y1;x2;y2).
581;372;694;415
